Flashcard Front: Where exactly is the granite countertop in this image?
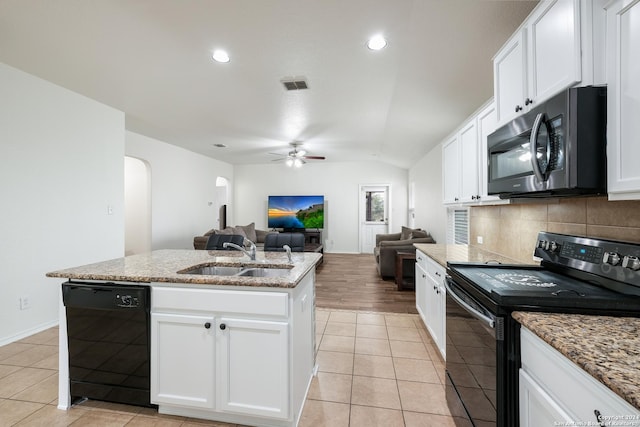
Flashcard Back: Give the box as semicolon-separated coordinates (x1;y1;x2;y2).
413;243;521;268
46;249;322;289
513;311;640;410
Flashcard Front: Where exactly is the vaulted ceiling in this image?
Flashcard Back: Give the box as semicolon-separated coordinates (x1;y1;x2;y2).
0;0;537;168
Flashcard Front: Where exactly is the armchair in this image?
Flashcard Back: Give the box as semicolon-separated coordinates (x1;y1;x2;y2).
374;227;435;278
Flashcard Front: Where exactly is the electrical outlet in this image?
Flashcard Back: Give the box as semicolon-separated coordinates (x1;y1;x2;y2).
19;295;31;310
477;236;484;245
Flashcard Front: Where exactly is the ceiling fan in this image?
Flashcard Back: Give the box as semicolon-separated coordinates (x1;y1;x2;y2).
270;142;326;167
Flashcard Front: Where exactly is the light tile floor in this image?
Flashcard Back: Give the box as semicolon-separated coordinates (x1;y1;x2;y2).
0;309;459;426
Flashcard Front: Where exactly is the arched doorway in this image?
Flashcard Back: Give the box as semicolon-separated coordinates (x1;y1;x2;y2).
124;156;151;255
216;176;229;229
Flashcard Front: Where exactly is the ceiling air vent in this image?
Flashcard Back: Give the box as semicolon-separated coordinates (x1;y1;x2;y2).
281;77;309;91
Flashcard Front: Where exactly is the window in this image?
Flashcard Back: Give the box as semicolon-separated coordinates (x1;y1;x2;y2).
447;207;469;244
365;190;386;222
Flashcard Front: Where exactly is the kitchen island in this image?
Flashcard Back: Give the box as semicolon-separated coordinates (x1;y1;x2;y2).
47;249;321;427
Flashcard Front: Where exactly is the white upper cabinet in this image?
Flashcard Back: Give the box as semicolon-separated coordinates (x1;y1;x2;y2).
494;31;527;125
459;120;479;203
606;0;640;200
494;0;605;127
527;0;581;105
476;101;502;203
442;100;505;206
442;119;479;205
442;135;460;204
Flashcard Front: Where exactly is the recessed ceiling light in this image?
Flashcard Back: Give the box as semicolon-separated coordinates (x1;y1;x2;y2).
212;49;230;63
367;35;387;51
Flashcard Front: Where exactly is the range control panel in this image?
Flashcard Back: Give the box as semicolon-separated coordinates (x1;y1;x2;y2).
534;232;640;287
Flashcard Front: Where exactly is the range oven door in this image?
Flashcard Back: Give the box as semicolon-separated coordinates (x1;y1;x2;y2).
445;276;504;426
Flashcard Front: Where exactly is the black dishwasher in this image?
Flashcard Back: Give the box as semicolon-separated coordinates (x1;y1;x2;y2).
62;281;153;407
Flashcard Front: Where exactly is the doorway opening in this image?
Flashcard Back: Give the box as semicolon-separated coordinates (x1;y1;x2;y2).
124;156;151;255
216;177;229;230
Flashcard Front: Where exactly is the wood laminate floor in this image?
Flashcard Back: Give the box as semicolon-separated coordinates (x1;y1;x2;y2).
315;253;417;314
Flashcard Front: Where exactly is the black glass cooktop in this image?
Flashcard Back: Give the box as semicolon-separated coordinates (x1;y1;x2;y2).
448;263;640;311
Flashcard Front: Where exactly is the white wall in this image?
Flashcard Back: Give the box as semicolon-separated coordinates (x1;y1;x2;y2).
0;62;125;345
126;132;234;250
408;144;448;244
234;161;408;253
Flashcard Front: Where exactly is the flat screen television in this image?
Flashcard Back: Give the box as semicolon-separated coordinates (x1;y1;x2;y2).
267;195;324;229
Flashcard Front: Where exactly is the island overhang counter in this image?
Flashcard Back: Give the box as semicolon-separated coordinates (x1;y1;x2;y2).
47;249;321;427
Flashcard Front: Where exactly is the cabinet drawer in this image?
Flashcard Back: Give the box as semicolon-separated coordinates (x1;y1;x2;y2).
521;328;640;423
416;250;429;270
152;286;288;317
425;256;445;284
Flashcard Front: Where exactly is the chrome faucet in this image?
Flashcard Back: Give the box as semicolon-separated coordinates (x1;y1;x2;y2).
223;239;257;261
283;244;292;263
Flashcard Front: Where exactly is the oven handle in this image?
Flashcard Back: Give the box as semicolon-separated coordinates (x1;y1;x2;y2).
444;277;496;329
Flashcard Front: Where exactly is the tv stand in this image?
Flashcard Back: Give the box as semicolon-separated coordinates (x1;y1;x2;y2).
303;230;322;245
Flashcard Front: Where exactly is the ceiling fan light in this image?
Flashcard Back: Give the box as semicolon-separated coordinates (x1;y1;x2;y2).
212;49;230;63
294;158;303;168
285;158;294;167
297;149;307;157
367;35;387;51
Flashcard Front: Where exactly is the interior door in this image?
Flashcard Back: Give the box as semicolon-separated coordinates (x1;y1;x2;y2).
359;185;390;254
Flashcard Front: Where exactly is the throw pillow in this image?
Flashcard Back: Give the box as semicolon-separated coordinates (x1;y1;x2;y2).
217;227;236;235
235;223;257;243
401;226;419;240
232;226;248;239
410;230;429;239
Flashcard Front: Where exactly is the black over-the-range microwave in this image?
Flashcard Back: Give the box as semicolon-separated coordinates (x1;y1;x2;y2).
487;86;607;199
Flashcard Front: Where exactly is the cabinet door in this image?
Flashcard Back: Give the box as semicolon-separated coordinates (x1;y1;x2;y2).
216;317;289;419
476;102;502;203
425;274;441;348
459;120;479;203
436;280;446;359
151;313;215;408
494;30;526;125
442;135;460;204
527;0;581;105
606;0;640;199
415;261;428;324
519;370;573;427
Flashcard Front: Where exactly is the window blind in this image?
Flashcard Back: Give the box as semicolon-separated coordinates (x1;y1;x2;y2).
447;207;469;244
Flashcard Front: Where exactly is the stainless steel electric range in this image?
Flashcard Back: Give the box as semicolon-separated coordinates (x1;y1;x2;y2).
445;232;640;426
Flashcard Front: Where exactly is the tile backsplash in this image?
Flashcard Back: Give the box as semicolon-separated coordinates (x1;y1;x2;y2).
470;197;640;263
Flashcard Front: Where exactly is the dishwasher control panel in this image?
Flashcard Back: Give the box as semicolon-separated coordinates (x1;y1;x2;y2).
116;293;141;308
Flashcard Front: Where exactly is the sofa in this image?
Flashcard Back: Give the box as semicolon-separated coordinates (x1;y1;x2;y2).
193;222;277;250
374;226;436;278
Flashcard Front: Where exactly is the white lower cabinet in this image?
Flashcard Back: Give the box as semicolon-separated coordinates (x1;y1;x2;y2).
150;272;315;427
216;317;289;419
151;313;216;408
520;327;640;426
415;249;446;359
520;369;572;426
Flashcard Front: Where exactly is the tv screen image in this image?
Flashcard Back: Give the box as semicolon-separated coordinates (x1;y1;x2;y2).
268;195;324;229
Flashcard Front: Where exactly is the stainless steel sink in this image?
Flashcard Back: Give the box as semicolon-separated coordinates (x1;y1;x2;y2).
236;267;292;277
178;265;292;277
179;265;244;276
